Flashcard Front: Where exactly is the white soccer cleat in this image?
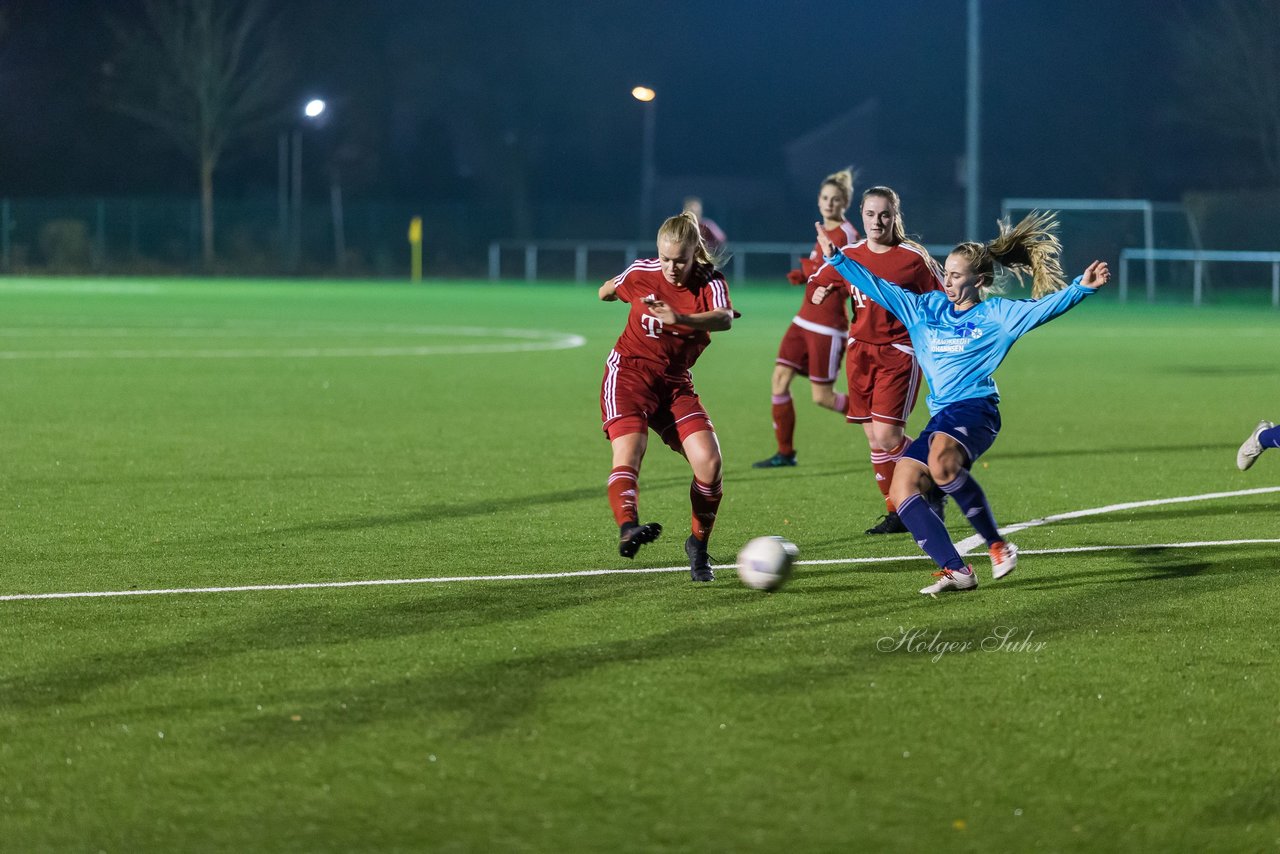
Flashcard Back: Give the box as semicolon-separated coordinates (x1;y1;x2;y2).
990;541;1019;580
1236;420;1274;471
919;566;978;595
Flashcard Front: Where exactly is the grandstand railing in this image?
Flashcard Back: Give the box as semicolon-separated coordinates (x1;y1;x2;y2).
1118;248;1280;307
487;239;953;283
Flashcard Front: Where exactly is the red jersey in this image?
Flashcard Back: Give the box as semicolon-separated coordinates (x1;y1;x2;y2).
792;221;859;331
609;259;732;374
810;240;943;344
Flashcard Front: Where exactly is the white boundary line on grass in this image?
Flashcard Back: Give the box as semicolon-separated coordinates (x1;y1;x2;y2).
952;486;1280;554
2;487;1277;603
0;325;587;359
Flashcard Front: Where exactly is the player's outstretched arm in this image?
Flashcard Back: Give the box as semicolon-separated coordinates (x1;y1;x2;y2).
599;278;619;301
1080;260;1111;289
644;297;733;331
812;222;920;325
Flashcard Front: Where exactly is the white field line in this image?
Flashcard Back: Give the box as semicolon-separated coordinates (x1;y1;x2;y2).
2;537;1276;602
0;325;586;359
0;324;564;339
0;341;587;360
2;488;1275;603
953;486;1280;554
798;538;1280;566
0;281;164;294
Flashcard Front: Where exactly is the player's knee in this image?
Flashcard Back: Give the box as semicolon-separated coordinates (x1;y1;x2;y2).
694;454;722;483
888;480;914;507
872;424;903;450
927;456;960;486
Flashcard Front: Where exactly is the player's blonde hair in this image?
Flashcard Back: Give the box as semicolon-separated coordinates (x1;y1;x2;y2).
658;210;723;268
821;168;856;212
862;185;945;279
951;210;1066;299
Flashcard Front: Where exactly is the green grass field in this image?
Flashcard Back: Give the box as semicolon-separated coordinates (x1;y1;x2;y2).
1;275;1277;851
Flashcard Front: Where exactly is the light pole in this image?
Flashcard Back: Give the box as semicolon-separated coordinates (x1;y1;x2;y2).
964;0;981;240
632;85;656;237
303;99;347;272
277;98;329;272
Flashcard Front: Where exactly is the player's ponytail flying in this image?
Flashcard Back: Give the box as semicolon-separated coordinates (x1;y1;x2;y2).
952;210;1067;299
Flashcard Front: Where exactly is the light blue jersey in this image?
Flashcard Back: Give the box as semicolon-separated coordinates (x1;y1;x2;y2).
826;252;1097;414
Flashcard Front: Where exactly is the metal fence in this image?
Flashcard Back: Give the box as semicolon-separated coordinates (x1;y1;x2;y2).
0;196;489;278
1118;248;1280;307
486;239;955;284
8;194;1276;299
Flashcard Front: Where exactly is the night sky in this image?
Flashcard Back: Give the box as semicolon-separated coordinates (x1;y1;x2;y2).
0;1;1265;222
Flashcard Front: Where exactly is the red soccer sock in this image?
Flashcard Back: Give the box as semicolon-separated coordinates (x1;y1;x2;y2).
870;435;911;512
690;477;723;543
771;394;796;456
608;466;639;528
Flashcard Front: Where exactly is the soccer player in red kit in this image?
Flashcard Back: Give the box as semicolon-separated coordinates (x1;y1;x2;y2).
683;196;728;257
810;186;945;534
753;168;860;469
599;211;735;582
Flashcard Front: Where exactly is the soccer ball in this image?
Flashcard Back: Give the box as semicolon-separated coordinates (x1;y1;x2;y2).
735;536;799;591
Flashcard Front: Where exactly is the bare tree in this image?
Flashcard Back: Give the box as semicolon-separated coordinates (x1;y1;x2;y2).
1175;0;1280;183
103;0;291;270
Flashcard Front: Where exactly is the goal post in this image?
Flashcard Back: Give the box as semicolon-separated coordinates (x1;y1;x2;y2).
1001;198;1165;294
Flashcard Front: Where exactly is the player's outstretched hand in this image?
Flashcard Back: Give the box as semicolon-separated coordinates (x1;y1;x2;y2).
811;285;832;305
1081;260;1111;289
643;296;677;325
814;221;836;257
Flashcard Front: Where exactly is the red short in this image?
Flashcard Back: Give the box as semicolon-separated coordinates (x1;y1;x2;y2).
844;339;922;426
775;319;846;384
601;352;715;452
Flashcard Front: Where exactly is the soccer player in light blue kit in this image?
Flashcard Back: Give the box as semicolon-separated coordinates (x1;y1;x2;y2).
813;212;1112;594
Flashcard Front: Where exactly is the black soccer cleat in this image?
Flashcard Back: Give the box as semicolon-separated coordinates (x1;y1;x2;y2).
619;522;663;559
752;452;797;469
865;511;909;535
685;535;714;582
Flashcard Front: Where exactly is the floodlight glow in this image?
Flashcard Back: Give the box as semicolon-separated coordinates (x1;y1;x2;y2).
304;99;327;119
631;86;655;102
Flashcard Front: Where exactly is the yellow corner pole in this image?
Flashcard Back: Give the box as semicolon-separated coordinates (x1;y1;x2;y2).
408;216;423;282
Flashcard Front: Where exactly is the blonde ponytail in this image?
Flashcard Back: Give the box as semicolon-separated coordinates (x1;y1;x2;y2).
951;210;1066;298
822;168;856;213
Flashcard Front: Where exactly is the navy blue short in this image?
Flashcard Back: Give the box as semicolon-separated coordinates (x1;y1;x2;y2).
901;396;1002;468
